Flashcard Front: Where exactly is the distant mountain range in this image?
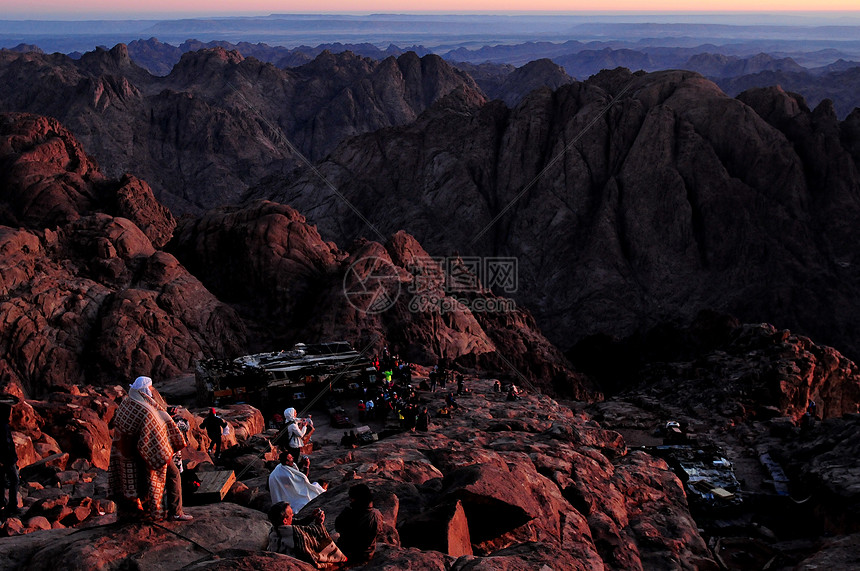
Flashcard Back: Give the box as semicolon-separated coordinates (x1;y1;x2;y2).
1;40;859;367
109;38;860;118
0;45;483;214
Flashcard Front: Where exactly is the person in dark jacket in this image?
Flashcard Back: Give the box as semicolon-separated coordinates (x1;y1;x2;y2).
200;408;227;459
335;483;383;564
415;407;430;432
0;396;20;516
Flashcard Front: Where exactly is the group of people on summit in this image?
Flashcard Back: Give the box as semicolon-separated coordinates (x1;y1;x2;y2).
107;374;383;568
50;342;530;567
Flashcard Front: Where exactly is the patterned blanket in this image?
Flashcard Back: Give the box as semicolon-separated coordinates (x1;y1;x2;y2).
293;521;348;569
109;388;174;520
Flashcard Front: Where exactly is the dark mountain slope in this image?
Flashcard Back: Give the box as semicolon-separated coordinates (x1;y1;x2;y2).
251;68;860;361
0;45;484;214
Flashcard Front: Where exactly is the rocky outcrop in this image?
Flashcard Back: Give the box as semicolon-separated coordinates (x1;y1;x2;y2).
0;504;274;571
289;381;712;569
572;312;860;421
0;112;246;396
0;113;175;246
0;46;484;214
256;68;860;363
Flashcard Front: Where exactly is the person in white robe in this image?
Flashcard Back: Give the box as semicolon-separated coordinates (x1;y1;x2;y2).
268;451;325;513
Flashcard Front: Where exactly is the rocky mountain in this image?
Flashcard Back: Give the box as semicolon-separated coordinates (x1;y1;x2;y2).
718;66;860;119
0;112;247;397
125;37;184;75
0;108;858;569
0;45;484;214
0;110;588;399
252;68;860;363
455;59;574;106
126;37;434;76
169;201;594;398
684;52;806;78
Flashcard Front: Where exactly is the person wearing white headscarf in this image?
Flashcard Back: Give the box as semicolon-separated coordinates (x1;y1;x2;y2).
109;376;177;521
283;407;307;465
131;376;153;397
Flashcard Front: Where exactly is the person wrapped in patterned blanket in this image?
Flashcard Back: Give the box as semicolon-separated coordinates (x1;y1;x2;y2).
109;376;175;521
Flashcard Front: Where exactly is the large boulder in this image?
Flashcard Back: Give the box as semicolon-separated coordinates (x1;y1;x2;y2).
0;504;270;571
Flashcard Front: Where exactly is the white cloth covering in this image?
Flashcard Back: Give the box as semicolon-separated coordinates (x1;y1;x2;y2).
268;464;325;513
130;376;153;397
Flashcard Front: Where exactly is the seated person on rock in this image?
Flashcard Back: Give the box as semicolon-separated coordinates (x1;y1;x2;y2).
335;483;384;564
267;501;346;568
268;451;326;513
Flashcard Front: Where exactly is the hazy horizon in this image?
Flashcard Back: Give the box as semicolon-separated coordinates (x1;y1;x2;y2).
4;10;860;57
3;9;860;23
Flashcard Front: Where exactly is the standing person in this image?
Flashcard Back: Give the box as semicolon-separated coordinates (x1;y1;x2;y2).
109;376;174;521
415;407;431;432
283;407;308;466
429;367;438;393
0;395;20;516
200;408;227;459
335;483;384;565
165;407;193;521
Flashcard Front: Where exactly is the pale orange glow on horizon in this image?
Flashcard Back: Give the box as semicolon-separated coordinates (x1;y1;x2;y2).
4;1;860;18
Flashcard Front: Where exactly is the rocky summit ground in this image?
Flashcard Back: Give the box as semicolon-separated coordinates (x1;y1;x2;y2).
1;338;858;570
2;378;714;570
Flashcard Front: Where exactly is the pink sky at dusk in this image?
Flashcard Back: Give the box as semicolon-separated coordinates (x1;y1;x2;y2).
3;2;860;19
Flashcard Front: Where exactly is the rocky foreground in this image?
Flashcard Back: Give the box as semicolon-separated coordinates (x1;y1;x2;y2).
0;379;711;570
2;374;859;570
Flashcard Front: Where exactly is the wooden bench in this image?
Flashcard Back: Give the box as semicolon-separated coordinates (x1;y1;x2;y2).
190;470;236;504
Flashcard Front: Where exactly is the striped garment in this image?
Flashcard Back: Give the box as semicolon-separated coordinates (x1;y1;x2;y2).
292;521;348;569
109;388;174;520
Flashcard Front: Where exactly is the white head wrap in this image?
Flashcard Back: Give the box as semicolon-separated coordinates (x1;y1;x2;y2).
130;376;153;397
284;407;297;422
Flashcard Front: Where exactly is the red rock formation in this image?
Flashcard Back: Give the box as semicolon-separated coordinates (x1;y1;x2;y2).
171;200;594;397
0;379;715;569
0;112;245;396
